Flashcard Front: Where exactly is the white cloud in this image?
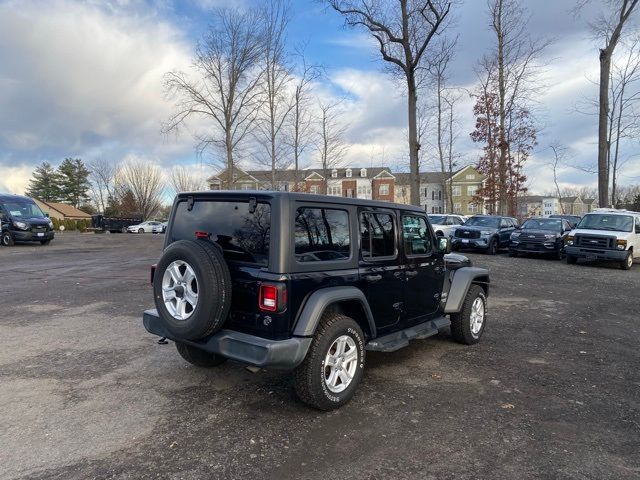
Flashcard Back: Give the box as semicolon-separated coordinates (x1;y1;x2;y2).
0;165;34;194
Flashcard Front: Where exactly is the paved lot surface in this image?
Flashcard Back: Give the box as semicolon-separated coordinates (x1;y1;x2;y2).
1;233;639;480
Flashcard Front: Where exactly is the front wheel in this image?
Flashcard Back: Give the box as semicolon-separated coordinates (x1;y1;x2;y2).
621;250;634;270
294;312;366;411
2;232;14;246
138;228;144;234
40;239;51;245
487;238;498;255
175;342;227;367
450;285;487;345
508;249;517;257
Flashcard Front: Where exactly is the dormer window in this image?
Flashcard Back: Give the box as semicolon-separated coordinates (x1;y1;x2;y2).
346;168;352;178
331;169;338;178
360;168;367;177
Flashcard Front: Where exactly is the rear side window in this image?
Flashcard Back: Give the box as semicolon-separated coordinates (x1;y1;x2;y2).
295;208;350;262
171;200;271;266
360;212;396;259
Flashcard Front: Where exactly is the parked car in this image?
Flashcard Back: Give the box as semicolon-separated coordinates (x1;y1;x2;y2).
450;215;518;254
142;191;490;410
127;221;162;233
549;214;582;229
565;208;640;270
91;215;143;233
428;214;466;237
509;217;572;259
152;222;167;234
0;194;55;246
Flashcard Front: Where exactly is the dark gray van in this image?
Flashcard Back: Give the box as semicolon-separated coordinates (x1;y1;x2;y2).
0;194;55;246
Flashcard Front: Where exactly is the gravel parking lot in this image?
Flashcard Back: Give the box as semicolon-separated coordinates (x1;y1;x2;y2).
1;233;639;480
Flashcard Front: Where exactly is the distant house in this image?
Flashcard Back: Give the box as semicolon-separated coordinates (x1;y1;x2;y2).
560;197;585;216
517;195;546;218
32;199;92;221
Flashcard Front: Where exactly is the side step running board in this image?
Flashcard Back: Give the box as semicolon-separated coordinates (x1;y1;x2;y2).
365;316;450;352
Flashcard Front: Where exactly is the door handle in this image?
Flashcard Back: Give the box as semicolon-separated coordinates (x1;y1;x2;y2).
406;270;418;278
364;274;382;283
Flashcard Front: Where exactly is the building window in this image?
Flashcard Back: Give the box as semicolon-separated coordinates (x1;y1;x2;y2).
467;185;478;196
452;186;461;197
360;168;367;177
310;185;319;194
468;203;478;213
466;174;475;180
379;183;389;196
241;184;252;190
453;202;461;212
346;168;352;178
331;169;338;178
357;185;372;196
328;186;341;196
423;187;428;198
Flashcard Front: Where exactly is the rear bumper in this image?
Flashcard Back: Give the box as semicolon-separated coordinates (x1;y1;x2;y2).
143;309;312;369
565;246;627;261
12;230;54;241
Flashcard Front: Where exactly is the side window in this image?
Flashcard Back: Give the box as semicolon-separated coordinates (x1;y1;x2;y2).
636;217;640;234
500;218;510;229
402;215;433;256
360;212;396;259
295;208;350;262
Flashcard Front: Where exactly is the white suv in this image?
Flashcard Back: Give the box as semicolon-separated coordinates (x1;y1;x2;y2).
565;209;640;270
428;214;466;238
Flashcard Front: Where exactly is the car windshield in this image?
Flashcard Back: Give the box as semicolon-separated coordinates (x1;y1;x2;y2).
1;200;45;218
577;214;633;232
522;219;562;231
464;216;500;228
429;215;446;224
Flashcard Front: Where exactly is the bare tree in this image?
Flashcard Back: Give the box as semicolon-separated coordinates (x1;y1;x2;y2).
88;158;117;214
328;0;453;206
316;101;349;194
287;48;321;191
549;143;568;214
255;0;295;189
481;0;548;214
443;90;463;212
608;35;640;204
582;0;640;206
164;7;264;188
168;166;206;195
116;160;165;220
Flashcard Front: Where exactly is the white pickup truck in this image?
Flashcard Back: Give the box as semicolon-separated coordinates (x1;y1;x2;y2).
565;208;640;270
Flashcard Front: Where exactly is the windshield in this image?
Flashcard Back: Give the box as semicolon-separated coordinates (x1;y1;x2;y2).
464;216;500;228
522;219;562;231
1;200;46;218
429;215;446;224
577;214;633;232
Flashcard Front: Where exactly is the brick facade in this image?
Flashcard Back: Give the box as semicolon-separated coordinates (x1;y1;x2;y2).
372;178;394;202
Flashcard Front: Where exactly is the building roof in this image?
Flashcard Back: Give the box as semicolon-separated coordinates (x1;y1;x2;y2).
561;196;580;203
208;166;394;183
40;201;91;219
394;171;451;185
519;195;546;203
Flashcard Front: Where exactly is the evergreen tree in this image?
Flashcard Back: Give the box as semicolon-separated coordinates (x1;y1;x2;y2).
57;158;91;208
25;162;61;201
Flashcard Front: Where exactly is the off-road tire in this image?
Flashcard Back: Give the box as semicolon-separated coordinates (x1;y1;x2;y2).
40;239;51;245
487;238;498;255
2;231;14;246
621;250;633;270
294;312;366;411
175;341;227;367
153;239;232;340
566;254;577;265
450;285;487;345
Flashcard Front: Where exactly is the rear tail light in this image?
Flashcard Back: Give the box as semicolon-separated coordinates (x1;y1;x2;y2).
258;283;287;312
259;284;278;311
150;264;157;285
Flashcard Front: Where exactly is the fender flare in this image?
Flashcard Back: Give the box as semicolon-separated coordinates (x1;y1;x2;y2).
443;267;490;314
293;286;377;338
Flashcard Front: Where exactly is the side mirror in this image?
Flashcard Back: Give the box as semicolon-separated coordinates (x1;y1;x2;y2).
438;236;451;254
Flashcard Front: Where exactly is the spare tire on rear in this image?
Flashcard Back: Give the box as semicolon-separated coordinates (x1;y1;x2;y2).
153;239;232;340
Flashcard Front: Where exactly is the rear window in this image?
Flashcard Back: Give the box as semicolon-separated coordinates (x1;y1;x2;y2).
171;200;271;266
294;208;350;262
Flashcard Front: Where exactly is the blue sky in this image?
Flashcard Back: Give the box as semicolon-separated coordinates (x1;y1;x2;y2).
0;0;638;197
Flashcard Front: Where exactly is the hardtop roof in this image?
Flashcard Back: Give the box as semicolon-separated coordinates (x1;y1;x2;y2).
176;190;425;213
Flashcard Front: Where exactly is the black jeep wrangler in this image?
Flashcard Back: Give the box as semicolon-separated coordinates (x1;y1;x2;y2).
143;192;490;410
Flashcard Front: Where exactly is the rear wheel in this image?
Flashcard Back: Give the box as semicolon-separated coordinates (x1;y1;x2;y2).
175;342;227;367
566;254;577;265
294;312;366;411
121;227;127;233
2;231;14;246
621;250;633;270
450;285;486;345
